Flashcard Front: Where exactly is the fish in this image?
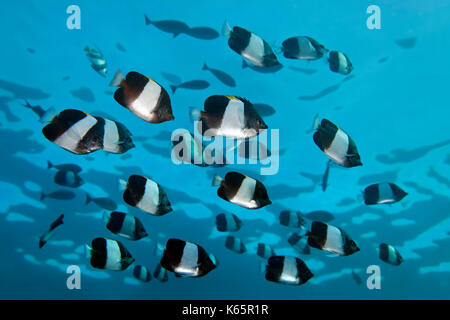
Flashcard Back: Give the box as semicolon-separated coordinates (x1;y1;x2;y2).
103;211;147;240
303;210;335;222
23;100;56;123
279;210;306;228
288;233;310;255
225;236;246;254
307;221;360;256
222;21;280;68
84;46;107;77
160;72;182;85
170;80;210;94
281;36;328;60
109;69;174;124
27;48;35;54
351;270;363;286
0;78;51;100
42;109;134;155
212;172;271;209
328;50;353;75
264;256;313;286
253;103;275;117
379;243;403;266
241;60;283;73
395;37;417;49
190;95;268;139
215;213;243;232
62;76;70;81
321;160;332;192
184;27;219;40
39;214;64;248
70;87;95;103
144;15;189;37
202;63;236;87
256;243;275;259
362;183;408;205
86;194;117;211
116;42;126;52
160;238;217;278
40;190;76;201
132;265;152;282
119;175;172;216
153;263;169;282
287;66;318;74
311;117;362;168
47;160;82;173
85;238;135;271
171;131;226;167
54;170;83;188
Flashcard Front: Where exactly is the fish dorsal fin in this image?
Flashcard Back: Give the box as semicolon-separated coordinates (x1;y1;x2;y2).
204;95;235;115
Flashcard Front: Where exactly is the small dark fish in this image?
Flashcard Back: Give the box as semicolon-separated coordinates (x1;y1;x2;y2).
48;160;82;174
363;183;408;205
242;60;283;73
216;213;243;232
351;270;363;286
257;243;275;259
303;210;334;222
40;190;76;201
184;27;219;40
144;15;189;37
27;48;35;54
84;46;107;77
116;42;126;52
133;265;151;282
39;214;64;248
23;100;56;123
202;63;236;87
328;51;353;75
70;86;96;103
153;263;169;282
279;210;306;228
288;66;318;74
253;103;275;117
170;80;210;94
160;72;182;85
54;170;83;188
379;243;403;266
120;154;132;160
298;83;341;101
103;211;147;240
378;57;389;64
85;194;117;211
395;37;416;49
321;160;332;192
307;221;359;256
62;76;70;81
225;236;246;254
281;36;328;60
86;238;134;271
264;256;313;286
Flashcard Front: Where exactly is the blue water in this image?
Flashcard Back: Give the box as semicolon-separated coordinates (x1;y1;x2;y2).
0;0;449;299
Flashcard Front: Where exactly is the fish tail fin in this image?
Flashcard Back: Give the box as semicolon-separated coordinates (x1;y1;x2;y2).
84;244;93;258
212;174;223;186
85;194;92;205
118;179;128;191
41;106;57;123
23;100;32;109
144;14;151;25
47;160;53;169
222;20;232;37
259;261;266;274
40;192;45;201
241;60;248;69
109;69;124;87
189;107;202;122
305;114;320;134
202;62;208;71
170;85;177;94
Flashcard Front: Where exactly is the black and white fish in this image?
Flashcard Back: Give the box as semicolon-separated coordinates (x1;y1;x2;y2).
363;183;408;205
86;194;117;211
281;36;328;60
170;80;210;94
103;211;148;240
42;109;134;155
47;161;82;173
54;170;83;188
39;214;64;248
202;63;236;87
288;233;310;255
311;116;362;168
379;243;403;266
216;213;243;232
23;100;56;123
132;265;152;282
257;243;275;259
264;256;313;286
328;50;353;75
40;190;76;201
84;46;107;77
222;21;280;68
307;221;360;256
212;172;271;209
85;238;135;271
153;263;169;282
279;210;306;228
225;236;246;254
160;239;217;278
119;175;172;216
110;69;174;124
190;95;268;139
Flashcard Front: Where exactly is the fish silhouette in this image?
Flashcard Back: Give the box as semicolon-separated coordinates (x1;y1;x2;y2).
395;37;417;49
160;72;182;85
40;190;76;201
0;79;50;100
253;103;275;117
170;80;210;94
70;86;95;103
202;63;236;87
144;15;189;38
242;60;283;73
184;27;219;40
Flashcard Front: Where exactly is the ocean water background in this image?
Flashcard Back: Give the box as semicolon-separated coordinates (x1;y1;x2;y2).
0;0;449;299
